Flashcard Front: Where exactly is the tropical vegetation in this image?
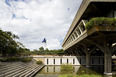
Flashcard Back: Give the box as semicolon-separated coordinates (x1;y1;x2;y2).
0;28;31;57
33;47;65;55
85;17;116;30
0;27;64;59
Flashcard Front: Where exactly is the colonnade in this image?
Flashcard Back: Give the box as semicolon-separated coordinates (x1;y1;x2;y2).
67;38;116;75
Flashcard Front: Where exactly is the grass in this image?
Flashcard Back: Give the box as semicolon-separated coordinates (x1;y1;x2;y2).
58;74;102;77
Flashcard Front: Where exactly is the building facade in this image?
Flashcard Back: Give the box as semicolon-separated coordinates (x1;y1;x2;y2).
33;56;104;65
62;0;116;75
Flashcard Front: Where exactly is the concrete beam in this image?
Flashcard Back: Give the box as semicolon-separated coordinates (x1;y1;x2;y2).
80;45;97;67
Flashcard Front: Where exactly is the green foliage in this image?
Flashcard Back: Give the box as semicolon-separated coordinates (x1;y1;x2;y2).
0;30;19;56
58;74;102;77
0;57;21;62
0;28;31;57
20;48;32;56
45;48;49;52
32;47;64;55
21;58;32;63
0;57;32;63
85;17;116;30
61;63;73;74
36;60;43;65
39;47;44;51
0;58;7;62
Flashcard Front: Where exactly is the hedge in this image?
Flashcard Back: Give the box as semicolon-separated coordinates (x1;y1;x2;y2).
36;60;43;65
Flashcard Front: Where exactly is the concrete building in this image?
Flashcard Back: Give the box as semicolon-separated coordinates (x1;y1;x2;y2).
62;0;116;75
33;55;104;65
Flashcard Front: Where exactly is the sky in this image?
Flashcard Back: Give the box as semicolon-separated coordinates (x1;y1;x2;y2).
0;0;82;50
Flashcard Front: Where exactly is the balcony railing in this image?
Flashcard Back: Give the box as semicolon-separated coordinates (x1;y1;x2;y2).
63;20;88;49
63;17;116;50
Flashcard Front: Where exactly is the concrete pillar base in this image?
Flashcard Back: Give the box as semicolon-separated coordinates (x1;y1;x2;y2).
86;54;91;68
104;72;113;76
86;66;91;67
104;53;112;74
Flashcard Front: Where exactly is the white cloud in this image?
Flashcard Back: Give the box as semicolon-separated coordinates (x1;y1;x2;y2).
0;0;82;50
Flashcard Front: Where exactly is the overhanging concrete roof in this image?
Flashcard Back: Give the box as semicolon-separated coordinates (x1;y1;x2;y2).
62;0;116;47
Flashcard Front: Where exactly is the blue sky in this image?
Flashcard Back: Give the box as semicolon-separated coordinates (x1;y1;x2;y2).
0;0;82;50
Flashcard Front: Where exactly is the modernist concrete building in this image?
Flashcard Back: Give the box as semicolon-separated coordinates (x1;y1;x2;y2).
62;0;116;75
33;55;104;66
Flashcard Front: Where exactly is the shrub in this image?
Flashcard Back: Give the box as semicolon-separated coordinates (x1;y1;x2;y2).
0;58;7;62
21;58;32;63
0;57;21;62
85;17;116;30
36;60;43;65
0;57;32;62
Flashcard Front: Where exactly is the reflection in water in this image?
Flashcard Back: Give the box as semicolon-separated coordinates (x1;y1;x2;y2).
34;66;116;77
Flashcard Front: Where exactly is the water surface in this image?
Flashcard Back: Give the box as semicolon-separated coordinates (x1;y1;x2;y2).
35;66;116;77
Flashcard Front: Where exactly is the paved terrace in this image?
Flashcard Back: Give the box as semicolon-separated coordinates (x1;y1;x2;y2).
62;0;116;75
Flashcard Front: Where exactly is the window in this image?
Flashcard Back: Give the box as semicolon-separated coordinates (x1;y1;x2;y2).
47;59;48;64
60;59;62;64
67;59;68;64
73;59;75;64
54;59;55;65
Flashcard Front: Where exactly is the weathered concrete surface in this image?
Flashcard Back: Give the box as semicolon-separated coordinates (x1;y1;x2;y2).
0;59;45;77
62;0;116;47
33;55;104;66
62;0;116;75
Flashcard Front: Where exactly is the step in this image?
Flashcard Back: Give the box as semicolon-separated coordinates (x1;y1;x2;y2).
0;67;24;77
19;66;38;77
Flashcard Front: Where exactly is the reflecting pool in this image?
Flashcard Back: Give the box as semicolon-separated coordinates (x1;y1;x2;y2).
34;66;116;77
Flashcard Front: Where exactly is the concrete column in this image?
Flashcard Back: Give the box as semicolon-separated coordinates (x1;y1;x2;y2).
87;38;113;75
104;53;112;75
86;53;91;67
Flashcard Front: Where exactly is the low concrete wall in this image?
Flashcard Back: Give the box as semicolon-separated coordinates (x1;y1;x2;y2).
33;55;104;65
